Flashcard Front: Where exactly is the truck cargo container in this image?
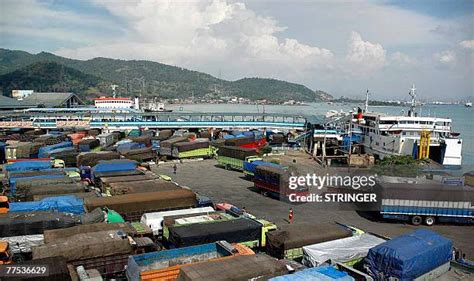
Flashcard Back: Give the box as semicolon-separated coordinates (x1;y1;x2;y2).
9;195;85;214
38;141;72;158
97;133;115;148
159;137;188;157
99;173;159;189
15;182;85;201
270;265;355;281
302;233;387;268
5;142;35;160
0;211;81;237
176;254;288;281
0;234;44;262
266;223;353;260
5;160;51;174
84;189;197;221
76;151;120;168
166;217;268;249
121;147;156;162
43;222;150;243
365;229;453;280
32;230;157;279
106;180;180;195
33;191;99;201
9;175;72;196
141;207;215;236
171;140;213;159
243;160;282;178
91;159;138;179
126;241;254;281
375;177;474;225
162;212;236;241
254;165;309;200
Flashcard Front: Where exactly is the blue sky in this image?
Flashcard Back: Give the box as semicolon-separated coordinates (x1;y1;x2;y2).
1;0;473;100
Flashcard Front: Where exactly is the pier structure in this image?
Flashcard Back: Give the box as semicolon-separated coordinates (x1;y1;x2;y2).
0;109;312;130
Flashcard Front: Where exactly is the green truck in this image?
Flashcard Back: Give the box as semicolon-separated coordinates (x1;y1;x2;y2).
217;156;262;171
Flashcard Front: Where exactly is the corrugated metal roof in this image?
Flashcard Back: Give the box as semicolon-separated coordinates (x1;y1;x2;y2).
22;92;83;107
0;95;30;109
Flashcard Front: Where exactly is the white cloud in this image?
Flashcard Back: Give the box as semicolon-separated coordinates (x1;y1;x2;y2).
460;40;474;50
390;52;417;66
345;31;386;75
434;50;457;64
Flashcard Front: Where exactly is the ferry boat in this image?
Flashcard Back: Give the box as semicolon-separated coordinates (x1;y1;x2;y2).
351;86;462;167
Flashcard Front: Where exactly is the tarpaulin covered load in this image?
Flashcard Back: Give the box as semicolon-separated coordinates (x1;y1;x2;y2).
34;134;66;145
93;169;144;182
120;147;155;162
128;136;152;147
244;160;282;176
3;257;71;281
108;180;180;195
5;160;51;173
100;173;159;186
2;234;44;254
270;133;287;144
163;212;232;229
12;175;74;194
266;223;353;259
173;140;210;152
91;159;138;177
33;191;98;201
16;182;85;201
255;165;289;188
0;211;81;236
141;207;215;236
117;142;146;153
9;195;85;214
76;151;121;167
9;175;69;195
224;136;255;146
6;169;63;181
38;141;72;158
43;222;137;243
160;137;188;148
32;230;133;262
198;131;211;139
270;266;355;281
375;180;474;202
302;233;387;267
78;138;100;152
5;142;34;159
45;146;76;156
176;254;288;281
365;229;453;281
157;129;173;139
216;146;257;160
167;217;261;248
48;150;79;166
84;189;197;215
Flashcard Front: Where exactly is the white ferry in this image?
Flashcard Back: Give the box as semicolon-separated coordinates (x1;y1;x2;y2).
351;86;462;167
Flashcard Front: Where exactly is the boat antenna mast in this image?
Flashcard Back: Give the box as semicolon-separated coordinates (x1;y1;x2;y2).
364;89;370;113
409;84;416;117
111;84;118;98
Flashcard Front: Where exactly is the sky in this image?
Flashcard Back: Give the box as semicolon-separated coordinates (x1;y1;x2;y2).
0;0;473;101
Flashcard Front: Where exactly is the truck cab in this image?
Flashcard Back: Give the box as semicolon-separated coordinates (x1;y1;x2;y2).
0;241;12;265
0;196;9;214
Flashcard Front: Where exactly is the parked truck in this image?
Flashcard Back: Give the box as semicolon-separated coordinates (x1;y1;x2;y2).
32;230;157;279
243;160;281;178
0;234;44;262
171;139;214;159
375;177;474;225
254;165;309;200
216;146;260;171
84;189;197;221
126;241;254;281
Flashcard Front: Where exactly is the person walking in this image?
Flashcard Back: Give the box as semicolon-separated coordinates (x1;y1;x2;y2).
173;163;177;174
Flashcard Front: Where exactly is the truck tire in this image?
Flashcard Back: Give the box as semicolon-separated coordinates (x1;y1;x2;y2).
424;216;435;226
411;215;422;226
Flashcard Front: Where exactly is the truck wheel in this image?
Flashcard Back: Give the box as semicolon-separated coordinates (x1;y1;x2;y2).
424;216;435;226
12;254;24;263
411;216;422;226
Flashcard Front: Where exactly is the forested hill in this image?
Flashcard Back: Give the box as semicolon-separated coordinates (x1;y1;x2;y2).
0;48;333;102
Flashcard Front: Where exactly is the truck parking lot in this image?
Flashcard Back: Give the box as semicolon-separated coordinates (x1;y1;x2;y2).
153;158;474;257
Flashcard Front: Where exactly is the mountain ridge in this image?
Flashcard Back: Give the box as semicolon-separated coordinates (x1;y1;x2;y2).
0;48;333;102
